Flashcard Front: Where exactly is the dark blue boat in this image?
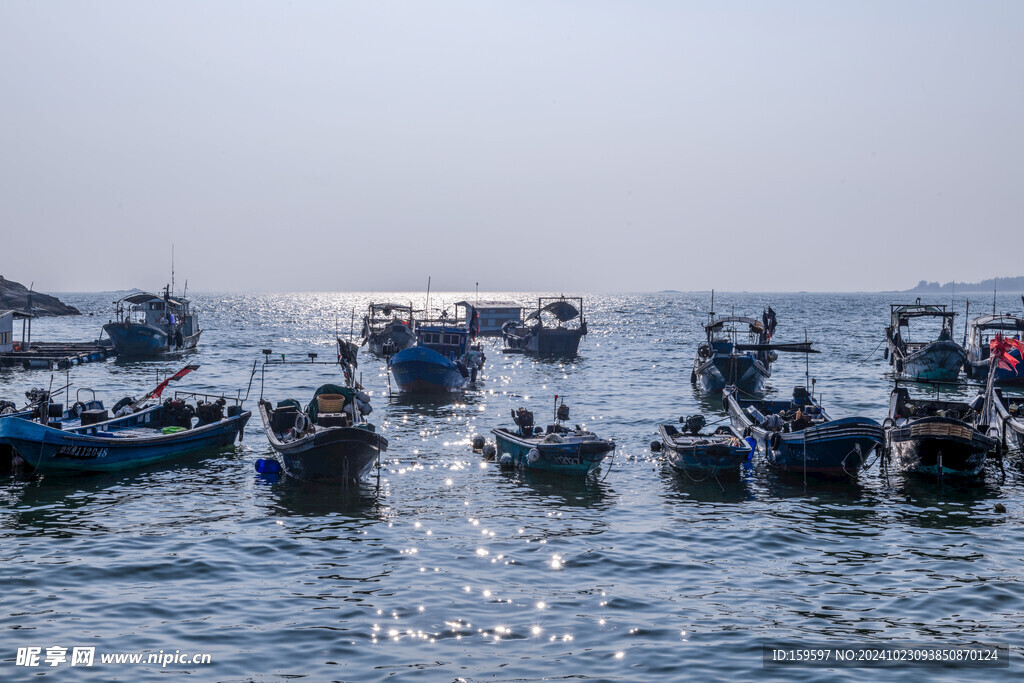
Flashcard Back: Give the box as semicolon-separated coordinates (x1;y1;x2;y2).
103;287;201;358
388;322;484;394
725;385;884;478
887;387;995;478
656;415;751;479
0;395;249;475
492;401;614;476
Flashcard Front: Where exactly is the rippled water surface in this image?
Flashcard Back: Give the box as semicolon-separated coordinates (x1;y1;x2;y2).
2;291;1023;680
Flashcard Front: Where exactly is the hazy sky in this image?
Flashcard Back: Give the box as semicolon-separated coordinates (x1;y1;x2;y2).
2;2;1021;293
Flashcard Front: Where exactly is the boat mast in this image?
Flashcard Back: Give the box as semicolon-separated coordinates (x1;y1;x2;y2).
171;244;175;296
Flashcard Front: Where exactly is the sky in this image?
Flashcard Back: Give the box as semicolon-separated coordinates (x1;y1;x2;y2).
1;1;1021;293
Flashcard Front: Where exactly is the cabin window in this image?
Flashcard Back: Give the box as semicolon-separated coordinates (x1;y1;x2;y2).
444;334;460;345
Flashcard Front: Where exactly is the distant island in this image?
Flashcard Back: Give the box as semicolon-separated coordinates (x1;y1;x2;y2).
0;276;81;316
905;276;1024;293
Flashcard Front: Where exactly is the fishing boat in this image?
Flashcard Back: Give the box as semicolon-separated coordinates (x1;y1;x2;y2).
491;398;614;476
0;367;248;475
725;385;884;478
885;386;995;477
654;415;751;479
388;312;485;394
885;303;965;381
501;296;587;356
963;313;1024;384
257;344;388;484
103;286;201;358
358;302;416;356
985;389;1024;451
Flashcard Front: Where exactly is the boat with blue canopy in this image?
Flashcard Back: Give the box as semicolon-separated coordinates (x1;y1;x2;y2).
725;385;884;478
103;286;201;358
491;398;614;476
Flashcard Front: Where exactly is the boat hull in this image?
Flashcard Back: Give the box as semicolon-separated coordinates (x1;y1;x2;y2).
964;354;1024;385
505;326;585;356
103;322;201;358
725;387;883;477
1;407;249;475
694;354;769;394
988;393;1024;450
492;428;613;476
887;417;994;477
658;426;749;477
389;347;468;393
894;340;965;381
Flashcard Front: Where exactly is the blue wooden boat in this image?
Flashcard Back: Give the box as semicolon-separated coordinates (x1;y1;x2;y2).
0;395;249;475
491;401;614;476
725;385;884;478
656;415;751;479
963;313;1024;384
501;296;587;357
885;303;965;381
887;386;995;478
103;287;201;358
388;319;484;394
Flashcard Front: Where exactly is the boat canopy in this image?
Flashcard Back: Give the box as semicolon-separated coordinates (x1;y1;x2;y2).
968;314;1024;331
705;316;763;332
526;300;579;323
891;304;954;324
370;302;412;314
115;292;187;307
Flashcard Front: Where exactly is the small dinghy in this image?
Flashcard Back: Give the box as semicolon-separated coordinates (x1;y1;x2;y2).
491;398;614;476
258;345;388;484
655;415;751;479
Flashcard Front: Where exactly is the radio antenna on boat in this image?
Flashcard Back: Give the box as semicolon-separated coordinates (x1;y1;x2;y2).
425;276;432;318
993;283;998;315
171;244;175;295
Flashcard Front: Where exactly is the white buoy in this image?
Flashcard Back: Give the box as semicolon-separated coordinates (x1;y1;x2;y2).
527;448;540;463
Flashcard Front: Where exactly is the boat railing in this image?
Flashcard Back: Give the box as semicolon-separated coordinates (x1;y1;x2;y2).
172;390;243;406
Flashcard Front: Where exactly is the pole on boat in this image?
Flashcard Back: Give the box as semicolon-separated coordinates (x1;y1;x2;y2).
963;300;970;347
425;276;431;320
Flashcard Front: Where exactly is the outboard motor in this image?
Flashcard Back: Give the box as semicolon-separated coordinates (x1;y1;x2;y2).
681;414;706;435
793;386;810;404
512;408;534;435
557;404;570;422
163;398;195;428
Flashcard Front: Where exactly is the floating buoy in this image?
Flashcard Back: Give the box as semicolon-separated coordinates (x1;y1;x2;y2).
483;443;496;458
499;453;513;469
471;435;486;451
527;448;540;463
255;458;281;474
650;440;662;452
995;503;1007;513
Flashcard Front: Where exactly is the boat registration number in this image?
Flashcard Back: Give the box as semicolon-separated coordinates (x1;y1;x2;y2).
54;445;109;460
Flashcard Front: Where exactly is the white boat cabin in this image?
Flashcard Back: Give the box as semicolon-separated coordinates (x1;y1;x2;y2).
456;300;522;336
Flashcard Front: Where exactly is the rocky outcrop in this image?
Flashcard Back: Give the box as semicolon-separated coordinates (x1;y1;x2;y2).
0;276;80;316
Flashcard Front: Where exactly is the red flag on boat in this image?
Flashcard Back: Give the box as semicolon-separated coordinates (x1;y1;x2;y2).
151;364;200;398
990;334;1024;372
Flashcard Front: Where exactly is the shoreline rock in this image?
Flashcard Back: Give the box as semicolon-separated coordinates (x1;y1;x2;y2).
0;276;81;316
